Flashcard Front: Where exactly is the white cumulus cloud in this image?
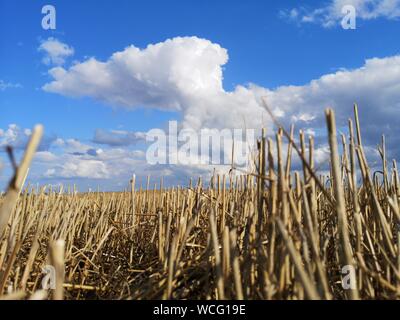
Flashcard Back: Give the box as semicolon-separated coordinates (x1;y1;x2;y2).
42;37;400;151
45;158;110;179
43;36;227;110
38;37;75;66
34;36;400;187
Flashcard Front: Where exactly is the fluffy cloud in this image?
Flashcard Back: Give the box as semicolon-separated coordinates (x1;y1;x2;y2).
0;124;30;149
0;124;57;152
45;158;109;179
0;121;235;189
38;37;74;66
257;55;400;154
38;140;211;184
34;36;400;188
280;0;400;27
35;151;59;163
29;136;142;181
43;37;227;110
42;37;271;131
43;37;400;148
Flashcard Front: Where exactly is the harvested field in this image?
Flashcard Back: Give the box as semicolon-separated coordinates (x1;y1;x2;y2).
0;105;399;300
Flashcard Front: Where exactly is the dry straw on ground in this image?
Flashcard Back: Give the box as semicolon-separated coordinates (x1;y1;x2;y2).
0;105;399;300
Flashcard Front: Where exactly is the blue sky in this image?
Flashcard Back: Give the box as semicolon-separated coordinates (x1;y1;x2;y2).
1;0;400;190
